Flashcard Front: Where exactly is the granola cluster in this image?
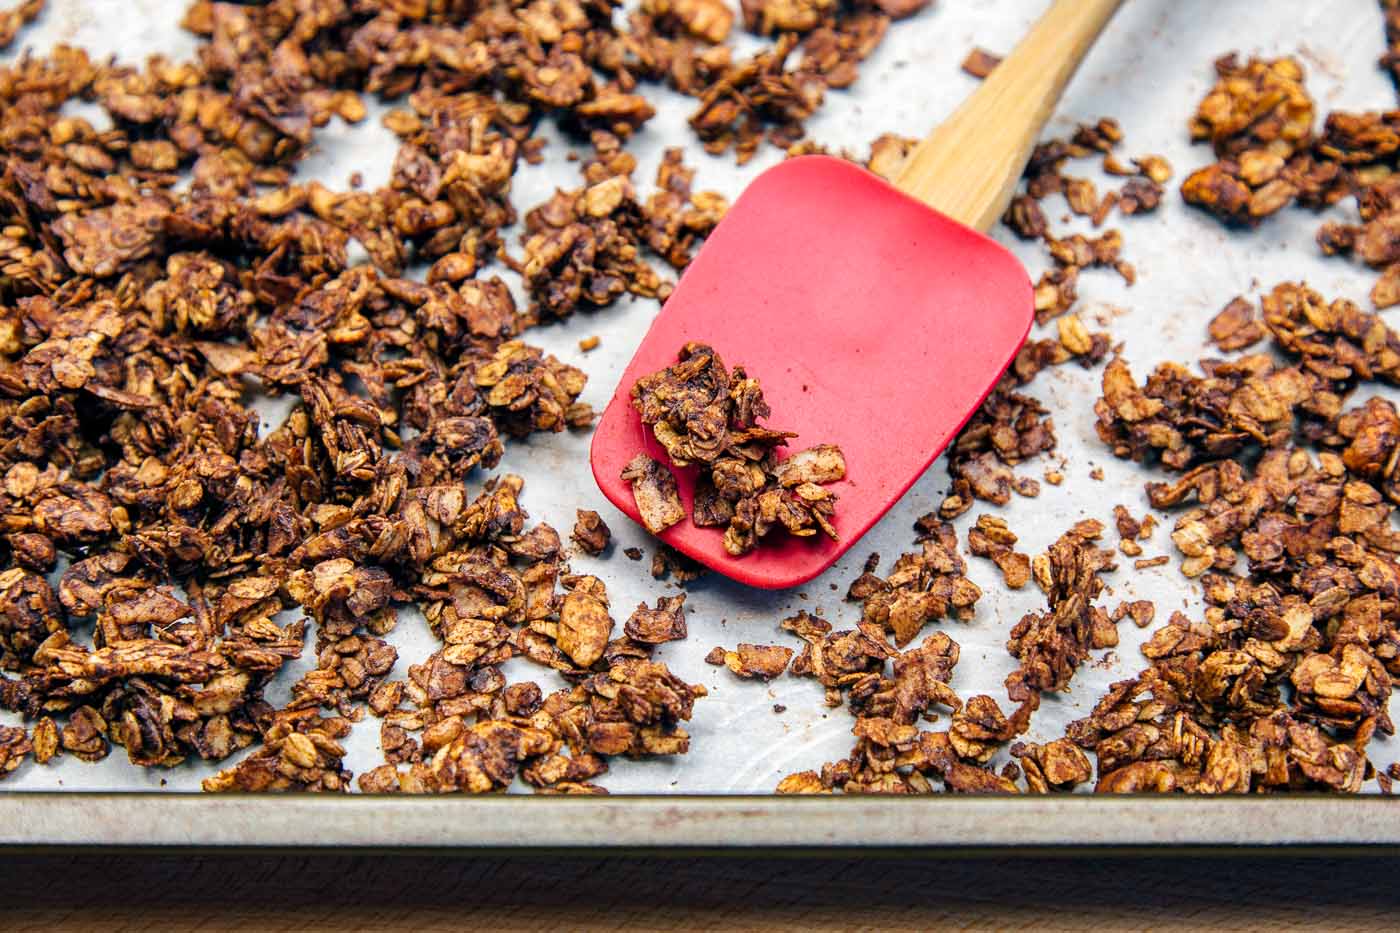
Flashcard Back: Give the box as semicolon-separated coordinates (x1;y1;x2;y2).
1003;117;1173;325
845;518;980;649
627;342;846;556
1180;53;1351;227
1078;281;1400;791
966;515;1030;590
679;0;930;163
514;142;727;320
705;641;793;679
1180;35;1400;309
1004;520;1119;702
0;0;41;51
775;572;1045;794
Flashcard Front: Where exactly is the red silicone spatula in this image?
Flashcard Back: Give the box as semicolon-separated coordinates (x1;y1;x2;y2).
591;0;1124;589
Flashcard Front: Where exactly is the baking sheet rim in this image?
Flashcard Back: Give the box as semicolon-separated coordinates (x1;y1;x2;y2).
3;794;1399;848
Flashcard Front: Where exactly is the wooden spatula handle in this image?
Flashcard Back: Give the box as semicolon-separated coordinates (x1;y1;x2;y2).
892;0;1126;232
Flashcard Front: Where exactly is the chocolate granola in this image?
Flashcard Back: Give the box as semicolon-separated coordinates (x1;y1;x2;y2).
627;342;845;556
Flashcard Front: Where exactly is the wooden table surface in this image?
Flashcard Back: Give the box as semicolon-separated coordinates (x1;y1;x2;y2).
4;852;1395;931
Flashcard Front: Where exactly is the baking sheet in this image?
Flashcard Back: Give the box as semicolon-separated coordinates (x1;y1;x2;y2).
2;0;1398;797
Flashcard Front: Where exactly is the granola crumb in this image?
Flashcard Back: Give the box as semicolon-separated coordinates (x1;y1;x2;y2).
961;47;1002;79
572;510;613;556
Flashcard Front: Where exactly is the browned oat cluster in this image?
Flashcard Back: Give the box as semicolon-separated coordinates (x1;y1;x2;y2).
1181;27;1400;309
705;641;793;679
1003;117;1172;325
0;0;41;51
1079;280;1400;792
678;0;932;162
846;518;979;649
1005;519;1118;703
967;514;1030;590
628;342;846;556
1180;54;1325;225
775;599;1047;793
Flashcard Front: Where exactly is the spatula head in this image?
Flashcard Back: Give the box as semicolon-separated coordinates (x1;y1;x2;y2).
591;155;1033;589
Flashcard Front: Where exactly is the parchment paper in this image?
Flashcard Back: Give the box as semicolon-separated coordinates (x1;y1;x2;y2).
4;0;1397;794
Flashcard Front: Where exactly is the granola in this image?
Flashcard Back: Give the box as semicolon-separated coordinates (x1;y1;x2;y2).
1179;45;1400;307
960;47;1001;80
8;0;1400;803
1070;273;1400;790
628;343;845;555
967;515;1031;590
710;642;794;679
624;595;689;644
778;552;1036;794
572;509;613;556
846;517;980;648
1005;520;1118;702
0;0;42;51
0;724;31;780
0;0;785;792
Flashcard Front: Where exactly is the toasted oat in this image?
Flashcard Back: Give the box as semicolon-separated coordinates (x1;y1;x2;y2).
1207;297;1267;351
621;455;687;535
719;643;795;680
1111;600;1156;629
0;0;42;50
0;725;31;781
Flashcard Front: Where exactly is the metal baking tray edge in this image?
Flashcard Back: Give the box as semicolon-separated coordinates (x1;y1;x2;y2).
2;794;1398;849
